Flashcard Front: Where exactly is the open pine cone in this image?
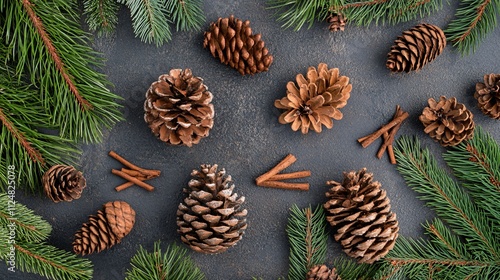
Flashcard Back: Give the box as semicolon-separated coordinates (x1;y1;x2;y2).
73;201;135;255
386;23;446;72
306;264;341;280
275;63;351;134
474;73;500;119
144;69;214;147
177;164;248;254
327;13;346;32
42;165;86;203
203;15;273;75
324;168;399;264
419;96;475;147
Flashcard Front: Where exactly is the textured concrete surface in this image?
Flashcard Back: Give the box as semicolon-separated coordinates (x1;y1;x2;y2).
2;1;500;279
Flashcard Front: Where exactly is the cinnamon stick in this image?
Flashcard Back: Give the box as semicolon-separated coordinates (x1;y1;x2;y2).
268;170;311;181
357;111;409;148
108;151;161;177
111;169;155;192
257;180;309;191
255;154;297;185
377;132;391;159
121;168;143;178
387;143;396;164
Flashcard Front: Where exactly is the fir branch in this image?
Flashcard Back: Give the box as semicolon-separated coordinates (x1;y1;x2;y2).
166;0;205;31
0;194;52;243
1;0;123;142
11;242;93;280
445;0;499;55
125;241;204;280
443;127;500;224
119;0;172;47
267;0;332;31
332;258;379;280
395;136;500;260
424;219;470;259
286;204;328;280
83;0;120;36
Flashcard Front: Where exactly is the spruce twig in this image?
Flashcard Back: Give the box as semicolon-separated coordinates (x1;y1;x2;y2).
83;0;120;36
286;204;328;280
166;0;205;31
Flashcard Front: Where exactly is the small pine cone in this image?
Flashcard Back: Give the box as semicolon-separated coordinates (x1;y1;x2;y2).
327;13;346;32
324;168;399;264
203;15;273;75
42;165;86;203
177;164;248;254
419;96;475;147
275;63;351;134
306;264;341;280
386;23;446;72
144;69;214;147
474;73;500;119
73;201;135;255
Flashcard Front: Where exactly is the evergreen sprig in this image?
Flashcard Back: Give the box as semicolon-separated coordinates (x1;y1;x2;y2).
286;204;328;280
268;0;332;31
125;241;205;280
166;0;205;31
1;0;123;143
445;0;500;55
332;258;379;280
375;132;500;279
83;0;120;36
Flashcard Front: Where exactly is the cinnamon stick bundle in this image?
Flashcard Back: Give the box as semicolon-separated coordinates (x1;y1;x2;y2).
109;151;161;192
255;154;311;191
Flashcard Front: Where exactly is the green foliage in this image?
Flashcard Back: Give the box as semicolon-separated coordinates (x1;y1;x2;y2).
126;241;205;280
166;0;205;31
268;0;332;31
445;0;500;55
375;131;500;279
1;0;123;143
286;204;328;280
333;258;379;280
83;0;120;36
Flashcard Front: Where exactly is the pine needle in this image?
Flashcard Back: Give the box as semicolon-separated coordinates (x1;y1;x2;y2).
84;0;120;36
166;0;205;31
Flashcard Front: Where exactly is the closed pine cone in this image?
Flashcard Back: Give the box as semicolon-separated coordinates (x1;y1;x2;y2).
177;164;248;254
474;73;500;119
203;15;273;75
386;23;446;72
327;13;346;32
306;264;341;280
324;168;399;264
420;96;475;147
144;69;214;147
73;201;135;255
275;63;351;134
42;164;86;203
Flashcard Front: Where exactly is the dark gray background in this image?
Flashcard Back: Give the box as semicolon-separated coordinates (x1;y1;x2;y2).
2;1;500;279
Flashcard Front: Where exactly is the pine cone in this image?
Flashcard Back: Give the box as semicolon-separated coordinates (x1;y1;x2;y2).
386;23;446;72
177;164;248;254
144;69;214;147
274;63;351;134
324;168;399;264
419;96;475;147
327;13;346;32
42;165;86;203
306;264;341;280
73;201;135;255
203;15;273;75
474;73;500;119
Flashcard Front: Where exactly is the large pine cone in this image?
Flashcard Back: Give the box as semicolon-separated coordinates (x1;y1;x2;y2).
275;63;351;134
177;164;248;254
474;73;500;119
327;13;346;32
324;168;399;264
144;69;214;147
306;264;341;280
73;201;135;255
42;165;86;203
203;15;273;75
386;23;446;72
419;96;475;147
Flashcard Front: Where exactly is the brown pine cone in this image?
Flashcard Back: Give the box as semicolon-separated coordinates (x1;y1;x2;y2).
420;96;475;147
306;264;341;280
324;168;399;264
474;73;500;119
327;13;346;32
73;201;135;255
144;69;214;147
42;165;86;203
177;164;248;254
275;63;351;134
386;23;446;72
203;15;273;75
